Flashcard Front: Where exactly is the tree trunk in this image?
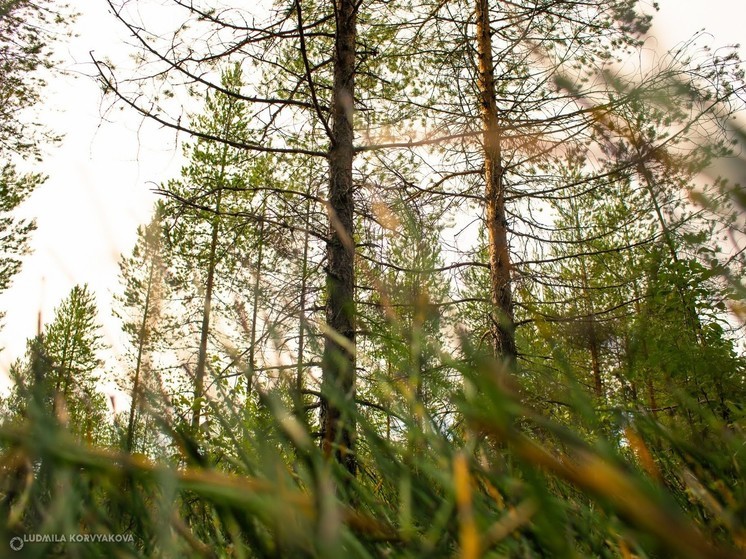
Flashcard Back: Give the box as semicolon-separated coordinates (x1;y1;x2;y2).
247;198;266;401
589;335;603;399
476;0;516;365
296;196;312;416
637;159;702;343
321;0;357;476
573;199;604;401
126;257;155;452
191;191;222;432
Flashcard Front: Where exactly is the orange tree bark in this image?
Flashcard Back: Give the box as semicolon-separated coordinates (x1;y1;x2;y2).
476;0;516;365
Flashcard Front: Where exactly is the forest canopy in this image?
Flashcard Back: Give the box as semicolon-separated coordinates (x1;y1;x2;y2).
1;1;745;557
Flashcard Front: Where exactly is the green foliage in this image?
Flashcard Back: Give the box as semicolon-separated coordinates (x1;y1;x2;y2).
0;164;40;298
0;0;74;158
0;330;743;558
0;0;74;308
114;203;173;454
1;1;745;558
5;284;109;444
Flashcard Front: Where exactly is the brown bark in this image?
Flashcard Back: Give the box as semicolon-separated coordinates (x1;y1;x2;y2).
574;204;603;401
126;256;155;453
191;191;221;433
589;334;603;399
476;0;516;365
296;196;312;413
321;0;357;476
247;199;266;401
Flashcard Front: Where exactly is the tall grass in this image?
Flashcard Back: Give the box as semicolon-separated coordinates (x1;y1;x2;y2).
1;327;744;559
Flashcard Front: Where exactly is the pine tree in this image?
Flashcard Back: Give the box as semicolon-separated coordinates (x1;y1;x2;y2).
115;202;172;453
160;65;257;434
7;284;109;443
360;195;455;443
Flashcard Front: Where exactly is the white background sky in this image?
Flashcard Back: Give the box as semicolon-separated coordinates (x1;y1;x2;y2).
0;0;744;386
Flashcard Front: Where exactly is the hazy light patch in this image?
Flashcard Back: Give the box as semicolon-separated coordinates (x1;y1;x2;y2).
0;0;185;383
652;0;743;57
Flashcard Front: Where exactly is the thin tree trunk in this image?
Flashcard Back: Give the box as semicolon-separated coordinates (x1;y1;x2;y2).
589;336;603;399
572;198;604;400
637;159;703;343
631;275;657;418
247;198;266;400
190;110;237;432
191;191;222;432
126;258;155;452
647;375;658;419
321;0;357;476
476;0;516;365
296;196;312;415
637;160;709;422
54;311;73;410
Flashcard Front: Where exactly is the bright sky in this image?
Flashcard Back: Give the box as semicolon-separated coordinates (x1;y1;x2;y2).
0;1;185;381
0;0;743;387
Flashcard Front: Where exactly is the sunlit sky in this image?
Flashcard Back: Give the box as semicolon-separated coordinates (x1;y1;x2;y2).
0;0;743;386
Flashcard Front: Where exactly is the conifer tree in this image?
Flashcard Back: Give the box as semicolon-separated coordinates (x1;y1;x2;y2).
159;65;257;433
7;285;108;443
115;202;171;453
